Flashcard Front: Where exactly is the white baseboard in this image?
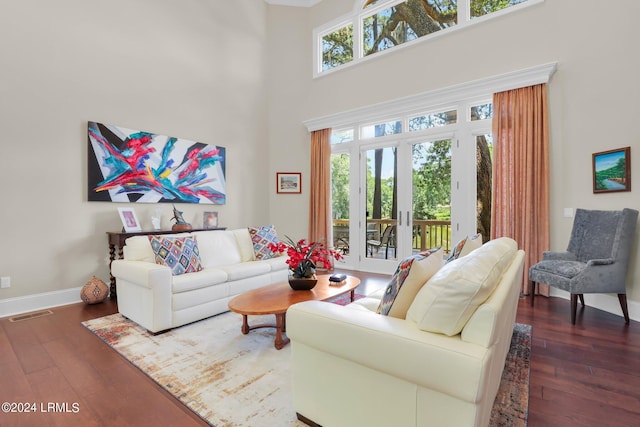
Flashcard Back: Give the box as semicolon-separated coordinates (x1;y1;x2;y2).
549;288;640;322
0;287;83;319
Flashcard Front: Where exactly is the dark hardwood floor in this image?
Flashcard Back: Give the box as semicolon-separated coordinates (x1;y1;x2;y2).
1;270;639;426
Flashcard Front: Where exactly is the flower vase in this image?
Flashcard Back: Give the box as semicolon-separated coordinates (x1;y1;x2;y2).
288;274;318;291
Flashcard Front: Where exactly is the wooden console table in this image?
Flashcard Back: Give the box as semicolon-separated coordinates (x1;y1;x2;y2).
107;227;226;298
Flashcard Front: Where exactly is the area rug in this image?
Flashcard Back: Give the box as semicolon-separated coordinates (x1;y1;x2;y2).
83;308;530;427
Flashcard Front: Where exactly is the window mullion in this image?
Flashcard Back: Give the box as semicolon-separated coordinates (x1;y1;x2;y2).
459;0;470;24
353;16;362;61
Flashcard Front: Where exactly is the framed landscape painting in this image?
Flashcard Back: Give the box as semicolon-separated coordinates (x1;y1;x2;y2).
88;121;226;204
593;147;631;193
276;172;301;194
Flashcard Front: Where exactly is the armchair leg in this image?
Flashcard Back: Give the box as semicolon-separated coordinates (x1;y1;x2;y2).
618;294;630;324
578;294;585;307
570;294;578;325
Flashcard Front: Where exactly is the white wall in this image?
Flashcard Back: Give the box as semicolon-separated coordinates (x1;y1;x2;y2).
266;5;313;240
267;0;640;316
4;0;640;320
0;0;270;305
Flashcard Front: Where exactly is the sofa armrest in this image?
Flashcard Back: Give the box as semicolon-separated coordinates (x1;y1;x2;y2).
111;260;172;289
111;260;173;332
287;301;488;403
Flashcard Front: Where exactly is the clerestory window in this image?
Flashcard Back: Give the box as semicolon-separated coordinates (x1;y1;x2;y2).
315;0;541;76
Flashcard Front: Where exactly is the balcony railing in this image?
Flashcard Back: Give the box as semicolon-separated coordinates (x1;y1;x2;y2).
332;218;452;254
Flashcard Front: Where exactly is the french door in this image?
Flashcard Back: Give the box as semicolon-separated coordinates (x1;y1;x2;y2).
360;144;401;272
329;103;493;275
358;134;454;273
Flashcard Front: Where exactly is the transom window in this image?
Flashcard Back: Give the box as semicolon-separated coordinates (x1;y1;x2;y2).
362;0;457;57
331;105;480;146
361;120;403;139
315;0;542;76
409;109;457;131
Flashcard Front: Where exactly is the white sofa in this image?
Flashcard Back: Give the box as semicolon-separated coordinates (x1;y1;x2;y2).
287;238;525;427
111;228;288;333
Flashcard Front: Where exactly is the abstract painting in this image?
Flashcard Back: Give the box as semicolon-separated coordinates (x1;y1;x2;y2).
88;121;226;204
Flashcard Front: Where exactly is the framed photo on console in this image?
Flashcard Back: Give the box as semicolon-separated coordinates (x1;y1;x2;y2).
593;147;631;193
118;207;141;232
203;211;219;228
276;172;301;194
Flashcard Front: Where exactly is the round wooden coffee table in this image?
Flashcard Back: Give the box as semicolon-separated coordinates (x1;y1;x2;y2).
228;274;360;349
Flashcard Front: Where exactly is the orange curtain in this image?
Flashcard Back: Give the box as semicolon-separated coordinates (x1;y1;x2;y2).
492;84;550;296
308;128;332;247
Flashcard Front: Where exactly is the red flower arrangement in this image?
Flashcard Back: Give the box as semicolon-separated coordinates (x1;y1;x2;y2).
269;236;343;278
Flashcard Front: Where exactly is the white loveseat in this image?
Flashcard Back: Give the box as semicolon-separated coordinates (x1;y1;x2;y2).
111;228;288;333
287;238;525;427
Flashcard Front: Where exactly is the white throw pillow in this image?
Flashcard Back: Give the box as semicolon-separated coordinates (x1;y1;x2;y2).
459;233;483;257
406;237;517;336
123;235;161;262
376;247;444;319
231;228;257;262
446;233;483;263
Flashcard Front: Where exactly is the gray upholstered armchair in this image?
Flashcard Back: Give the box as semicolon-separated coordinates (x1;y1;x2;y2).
529;208;638;324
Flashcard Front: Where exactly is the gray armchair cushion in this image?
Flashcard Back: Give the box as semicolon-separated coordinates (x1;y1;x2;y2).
533;260;585;279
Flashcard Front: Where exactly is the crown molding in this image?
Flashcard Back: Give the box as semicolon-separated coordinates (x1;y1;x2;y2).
304;62;557;131
265;0;322;7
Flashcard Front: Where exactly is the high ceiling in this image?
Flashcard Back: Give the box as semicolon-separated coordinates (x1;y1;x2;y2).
264;0;323;7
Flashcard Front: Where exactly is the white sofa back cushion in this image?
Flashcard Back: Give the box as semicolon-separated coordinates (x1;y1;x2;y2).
231;228;256;262
123;235;159;262
192;231;241;268
406;237;517;336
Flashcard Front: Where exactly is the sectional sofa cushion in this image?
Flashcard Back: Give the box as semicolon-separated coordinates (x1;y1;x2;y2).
172;268;228;293
376;247;443;318
407;237;517;336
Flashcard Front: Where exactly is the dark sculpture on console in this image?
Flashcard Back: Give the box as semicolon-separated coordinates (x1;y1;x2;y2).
171;204;192;231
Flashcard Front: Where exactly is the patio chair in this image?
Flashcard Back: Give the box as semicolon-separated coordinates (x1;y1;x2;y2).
367;225;396;259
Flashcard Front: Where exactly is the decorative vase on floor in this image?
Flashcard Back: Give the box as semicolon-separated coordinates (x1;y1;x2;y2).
80;276;109;304
288;275;318;291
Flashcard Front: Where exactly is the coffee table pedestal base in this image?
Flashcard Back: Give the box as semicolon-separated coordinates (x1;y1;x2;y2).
228;275;360;350
239;313;289;350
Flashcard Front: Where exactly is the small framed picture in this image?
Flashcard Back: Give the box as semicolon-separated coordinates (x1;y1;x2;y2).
203;211;219;228
276;172;301;194
593;147;631;193
117;207;141;232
